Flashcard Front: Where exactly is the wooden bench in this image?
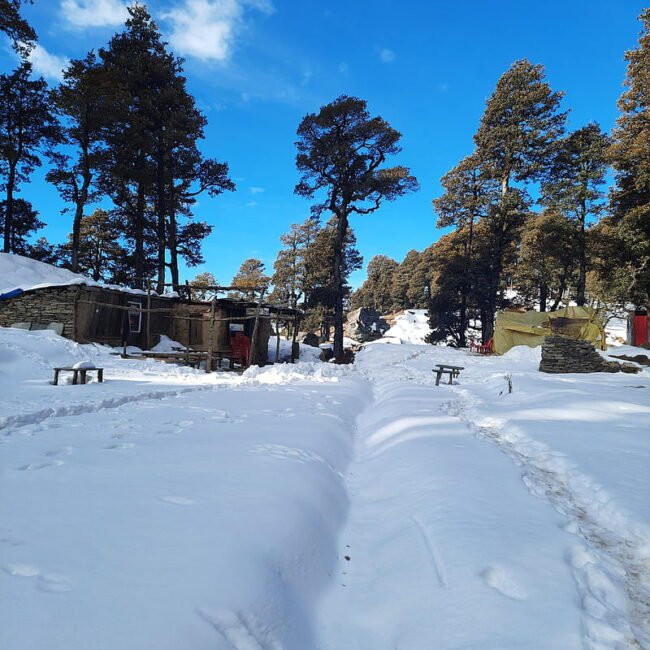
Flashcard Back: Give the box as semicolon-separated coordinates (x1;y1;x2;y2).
53;367;104;386
433;364;464;386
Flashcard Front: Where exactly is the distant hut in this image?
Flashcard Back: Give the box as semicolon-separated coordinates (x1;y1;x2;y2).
0;281;297;367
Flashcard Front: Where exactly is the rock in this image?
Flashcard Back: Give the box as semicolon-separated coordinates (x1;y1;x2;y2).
320;347;334;362
344;307;388;343
302;332;320;348
539;336;641;374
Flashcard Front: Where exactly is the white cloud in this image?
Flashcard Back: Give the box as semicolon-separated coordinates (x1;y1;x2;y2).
60;0;130;28
28;44;69;81
164;0;273;62
379;48;395;63
246;201;258;207
249;187;264;194
338;62;349;75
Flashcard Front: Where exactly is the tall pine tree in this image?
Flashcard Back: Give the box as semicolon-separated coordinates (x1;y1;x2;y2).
608;9;650;307
473;60;566;338
541;123;609;306
295;95;417;360
0;62;59;253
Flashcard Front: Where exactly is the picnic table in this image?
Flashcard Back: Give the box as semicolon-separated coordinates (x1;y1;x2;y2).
53;366;104;386
433;364;464;386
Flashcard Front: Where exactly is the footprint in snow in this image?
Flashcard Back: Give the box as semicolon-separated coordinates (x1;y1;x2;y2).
37;573;72;593
481;566;528;601
104;442;135;450
44;446;73;457
18;460;64;471
4;563;39;577
159;496;195;506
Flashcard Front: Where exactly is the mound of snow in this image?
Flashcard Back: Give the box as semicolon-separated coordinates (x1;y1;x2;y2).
383;309;430;344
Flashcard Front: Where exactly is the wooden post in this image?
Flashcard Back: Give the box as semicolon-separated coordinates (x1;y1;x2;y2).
275;315;281;363
146;278;152;351
249;289;265;367
207;298;216;373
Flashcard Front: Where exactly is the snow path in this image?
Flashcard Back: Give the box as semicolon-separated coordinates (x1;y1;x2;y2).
315;353;583;649
449;388;650;649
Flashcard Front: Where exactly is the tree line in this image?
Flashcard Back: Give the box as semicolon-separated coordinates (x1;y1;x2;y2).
350;9;650;347
1;2;647;361
0;3;234;292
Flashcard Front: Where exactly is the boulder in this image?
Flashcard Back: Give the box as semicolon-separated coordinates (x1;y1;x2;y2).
344;307;389;343
302;332;320;348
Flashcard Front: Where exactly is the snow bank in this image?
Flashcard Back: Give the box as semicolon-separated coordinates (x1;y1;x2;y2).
383;309;430;344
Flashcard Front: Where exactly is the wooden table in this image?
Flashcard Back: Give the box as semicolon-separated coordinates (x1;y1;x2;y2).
53;367;104;386
433;364;464;386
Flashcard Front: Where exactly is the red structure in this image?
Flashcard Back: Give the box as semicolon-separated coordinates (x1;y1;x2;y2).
630;309;649;347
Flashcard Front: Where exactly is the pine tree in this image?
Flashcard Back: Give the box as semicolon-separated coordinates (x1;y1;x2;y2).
59;209;126;282
97;6;161;286
270;218;320;310
0;62;60;253
98;6;233;290
512;210;577;311
295;95;417;360
47;52;108;272
231;258;270;299
349;255;398;312
303;217;362;338
433;153;499;345
390;249;420;310
0;0;36;55
541;124;609;305
0;197;43;254
608;8;650;307
188;271;219;301
473;60;566;338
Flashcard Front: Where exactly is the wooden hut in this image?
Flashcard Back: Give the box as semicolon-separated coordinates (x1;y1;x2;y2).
0;284;173;349
0;282;298;367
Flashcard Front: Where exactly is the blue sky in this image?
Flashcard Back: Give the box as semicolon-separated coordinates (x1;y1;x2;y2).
0;0;646;287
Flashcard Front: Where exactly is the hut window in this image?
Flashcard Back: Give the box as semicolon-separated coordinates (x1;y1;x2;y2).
127;300;142;333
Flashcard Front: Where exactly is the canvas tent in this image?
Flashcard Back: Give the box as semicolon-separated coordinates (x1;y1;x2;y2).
493;306;606;355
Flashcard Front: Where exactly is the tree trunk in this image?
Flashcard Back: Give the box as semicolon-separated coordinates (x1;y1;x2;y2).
71;201;84;272
134;176;145;290
155;145;166;294
169;210;179;289
71;140;92;273
539;281;548;312
3;165;16;253
576;203;587;306
332;211;348;361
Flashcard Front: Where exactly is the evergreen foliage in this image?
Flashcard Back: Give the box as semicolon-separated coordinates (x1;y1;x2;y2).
295;95;417;359
605;8;650;307
47;52;107;272
0;0;36;55
0;62;60;254
231;258;271;299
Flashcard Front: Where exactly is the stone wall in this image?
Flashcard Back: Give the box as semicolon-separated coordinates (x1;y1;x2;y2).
539;336;639;374
0;286;77;338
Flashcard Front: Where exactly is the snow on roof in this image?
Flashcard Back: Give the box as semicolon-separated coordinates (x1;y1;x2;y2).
0;253;150;297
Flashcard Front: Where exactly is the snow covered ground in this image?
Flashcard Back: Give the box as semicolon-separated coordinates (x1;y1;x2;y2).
1;323;649;649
